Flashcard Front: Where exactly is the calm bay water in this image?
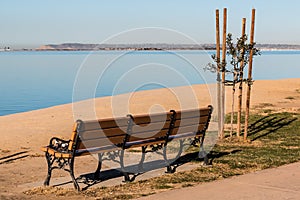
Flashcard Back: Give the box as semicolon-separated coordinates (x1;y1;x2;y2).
0;50;300;116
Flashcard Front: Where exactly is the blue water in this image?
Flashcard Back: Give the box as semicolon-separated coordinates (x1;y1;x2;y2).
0;50;300;116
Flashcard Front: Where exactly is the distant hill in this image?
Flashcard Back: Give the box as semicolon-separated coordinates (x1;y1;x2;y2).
256;44;300;50
36;43;217;51
36;43;300;51
36;43;98;51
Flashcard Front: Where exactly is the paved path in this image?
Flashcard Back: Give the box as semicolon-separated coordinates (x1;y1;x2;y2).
137;161;300;200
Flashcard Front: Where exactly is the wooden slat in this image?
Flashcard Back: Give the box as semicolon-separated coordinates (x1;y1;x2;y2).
132;112;172;125
77;148;118;156
129;129;169;142
79;116;129;131
171;124;206;136
77;136;124;150
79;127;126;140
173;124;199;134
173;115;209;128
126;131;202;149
41;147;72;158
68;131;78;151
125;138;166;149
175;108;210;120
131;120;170;133
75;145;121;156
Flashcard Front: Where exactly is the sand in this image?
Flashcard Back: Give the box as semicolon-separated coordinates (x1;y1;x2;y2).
1;78;300;199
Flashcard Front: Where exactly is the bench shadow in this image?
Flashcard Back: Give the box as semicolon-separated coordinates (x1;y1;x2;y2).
53;160;174;190
52;149;241;191
208;149;242;165
0;151;29;164
78;157;195;191
247;115;297;142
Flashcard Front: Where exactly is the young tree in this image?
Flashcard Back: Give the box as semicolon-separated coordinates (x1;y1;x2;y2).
207;33;260;138
226;33;260;138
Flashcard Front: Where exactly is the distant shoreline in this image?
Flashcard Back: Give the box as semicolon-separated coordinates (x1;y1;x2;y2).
3;48;300;52
2;43;300;52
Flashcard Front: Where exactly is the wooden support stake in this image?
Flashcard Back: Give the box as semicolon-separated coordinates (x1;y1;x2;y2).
237;18;247;138
220;8;227;139
215;9;222;139
244;9;256;141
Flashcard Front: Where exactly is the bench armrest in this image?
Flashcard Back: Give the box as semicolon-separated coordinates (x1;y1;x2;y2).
48;137;71;152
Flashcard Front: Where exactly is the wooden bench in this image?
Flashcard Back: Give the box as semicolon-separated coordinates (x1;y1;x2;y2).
41;105;213;191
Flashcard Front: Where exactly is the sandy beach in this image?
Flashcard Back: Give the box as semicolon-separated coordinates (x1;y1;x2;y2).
1;78;300;199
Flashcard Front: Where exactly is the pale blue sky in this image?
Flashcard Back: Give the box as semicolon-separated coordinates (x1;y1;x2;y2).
1;0;299;48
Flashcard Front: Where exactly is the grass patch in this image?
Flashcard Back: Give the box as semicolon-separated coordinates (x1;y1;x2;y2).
26;112;300;200
225;112;245;124
153;184;174;189
182;183;194;188
261;109;273;114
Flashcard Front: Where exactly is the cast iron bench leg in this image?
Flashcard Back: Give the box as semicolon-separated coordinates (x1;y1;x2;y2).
94;153;103;180
69;158;80;191
163;140;184;173
199;135;209;165
120;150;130;182
43;152;53;186
138;146;146;171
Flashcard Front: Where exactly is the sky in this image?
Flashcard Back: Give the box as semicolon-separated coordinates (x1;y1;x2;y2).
1;0;300;48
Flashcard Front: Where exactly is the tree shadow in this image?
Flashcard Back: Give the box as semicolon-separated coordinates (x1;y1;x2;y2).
0;151;29;164
247;115;297;142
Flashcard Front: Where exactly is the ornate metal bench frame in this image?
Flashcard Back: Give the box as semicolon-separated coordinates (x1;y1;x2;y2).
41;105;213;191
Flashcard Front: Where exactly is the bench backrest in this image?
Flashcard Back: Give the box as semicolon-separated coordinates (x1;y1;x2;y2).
125;111;175;148
72;117;129;154
71;106;213;154
171;106;212;139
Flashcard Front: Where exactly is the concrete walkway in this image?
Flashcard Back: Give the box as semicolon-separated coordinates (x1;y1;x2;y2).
137;161;300;200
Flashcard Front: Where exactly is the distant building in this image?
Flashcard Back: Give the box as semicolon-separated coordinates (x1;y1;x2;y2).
0;47;11;51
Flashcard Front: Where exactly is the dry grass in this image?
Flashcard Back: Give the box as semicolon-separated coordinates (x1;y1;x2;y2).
254;103;274;108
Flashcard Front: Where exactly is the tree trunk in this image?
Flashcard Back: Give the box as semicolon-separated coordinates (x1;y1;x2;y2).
230;70;238;137
220;8;227;139
237;18;247;138
230;84;235;137
244;9;256;141
215;9;222;139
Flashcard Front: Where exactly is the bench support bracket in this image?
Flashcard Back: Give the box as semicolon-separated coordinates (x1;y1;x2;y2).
163;139;184;173
94;153;103;179
43;152;80;191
